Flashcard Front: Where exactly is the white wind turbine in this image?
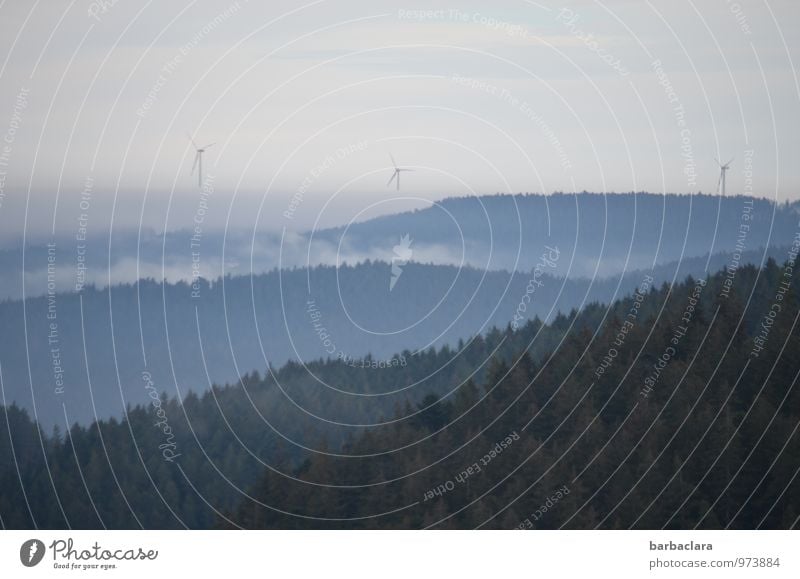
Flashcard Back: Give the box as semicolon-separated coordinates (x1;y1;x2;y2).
716;157;734;196
386;154;413;191
189;135;215;188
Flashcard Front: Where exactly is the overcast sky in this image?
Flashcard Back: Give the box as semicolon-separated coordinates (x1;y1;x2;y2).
0;0;798;241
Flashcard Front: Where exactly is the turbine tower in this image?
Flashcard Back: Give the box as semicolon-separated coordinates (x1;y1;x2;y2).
386;154;413;191
189;135;215;188
716;157;734;196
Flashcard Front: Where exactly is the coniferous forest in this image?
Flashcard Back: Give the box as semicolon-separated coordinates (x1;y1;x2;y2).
1;257;798;529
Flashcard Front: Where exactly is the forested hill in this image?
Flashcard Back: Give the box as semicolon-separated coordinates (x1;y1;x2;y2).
312;192;800;275
232;257;800;529
1;258;798;529
0;243;790;428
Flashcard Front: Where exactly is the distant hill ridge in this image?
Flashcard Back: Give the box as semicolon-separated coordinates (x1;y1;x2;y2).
311;192;800;275
2;192;798;302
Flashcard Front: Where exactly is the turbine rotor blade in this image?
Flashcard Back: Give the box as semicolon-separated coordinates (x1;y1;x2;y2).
187;133;199;149
203;142;216;149
389;153;397;169
387;171;397;187
191;151;200;174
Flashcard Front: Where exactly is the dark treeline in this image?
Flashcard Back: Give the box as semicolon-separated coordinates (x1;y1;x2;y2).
2;259;799;529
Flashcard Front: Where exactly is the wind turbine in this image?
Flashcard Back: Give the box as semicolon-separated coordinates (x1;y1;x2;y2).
189;135;215;188
716;157;734;196
386;154;413;191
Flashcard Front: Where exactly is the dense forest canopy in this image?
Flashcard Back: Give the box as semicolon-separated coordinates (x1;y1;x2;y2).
2;257;798;529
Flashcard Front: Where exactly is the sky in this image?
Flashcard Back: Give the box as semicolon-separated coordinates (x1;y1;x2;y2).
0;0;798;242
